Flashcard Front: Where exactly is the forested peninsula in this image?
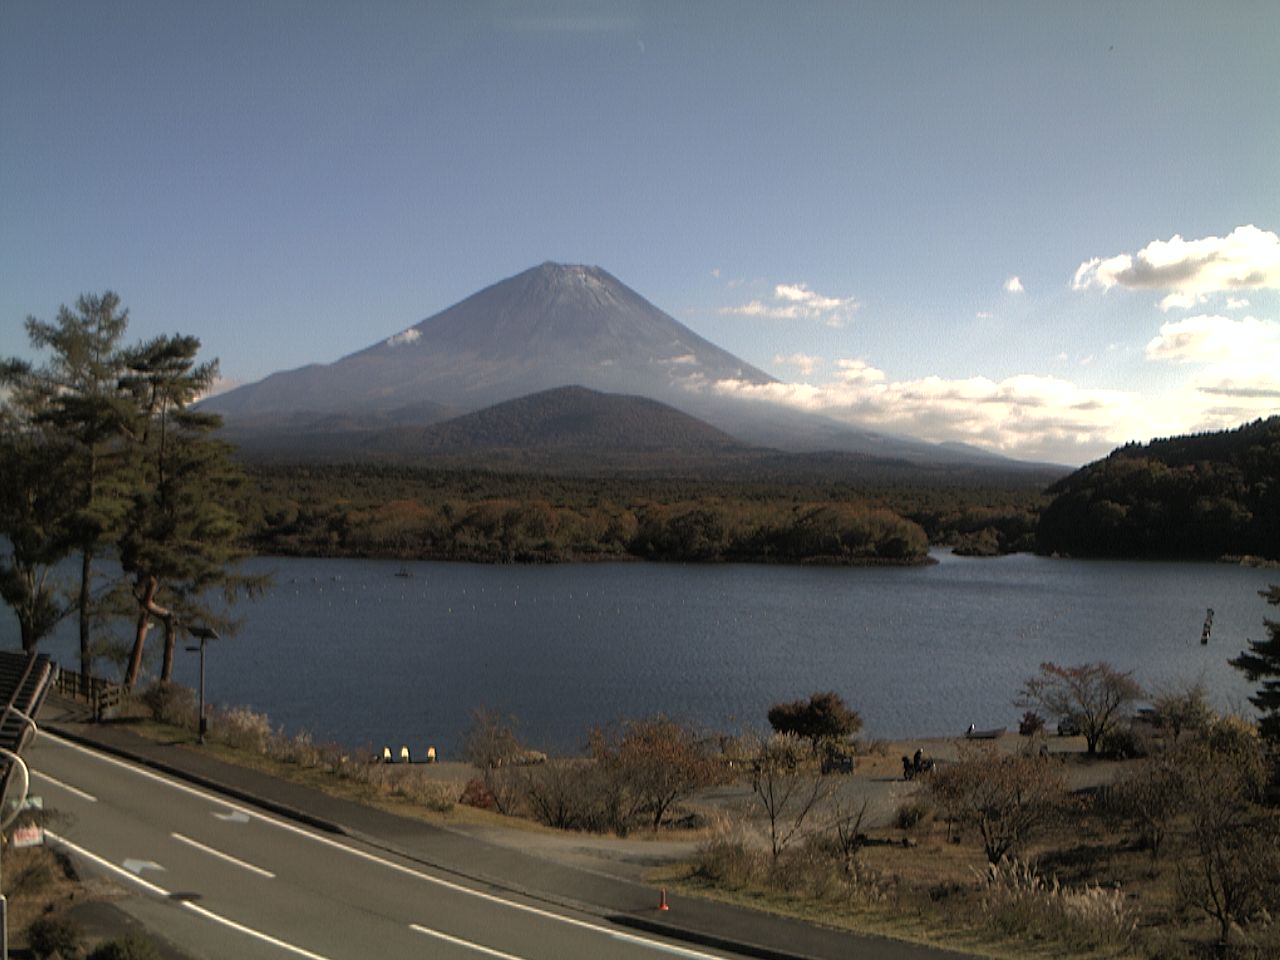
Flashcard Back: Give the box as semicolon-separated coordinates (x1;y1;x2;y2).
236;465;1047;566
1037;416;1280;560
236;417;1280;566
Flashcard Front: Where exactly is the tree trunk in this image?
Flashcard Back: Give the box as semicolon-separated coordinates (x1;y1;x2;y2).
79;549;93;691
160;615;178;683
126;574;173;689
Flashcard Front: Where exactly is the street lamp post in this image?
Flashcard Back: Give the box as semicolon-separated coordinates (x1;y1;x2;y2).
186;626;219;744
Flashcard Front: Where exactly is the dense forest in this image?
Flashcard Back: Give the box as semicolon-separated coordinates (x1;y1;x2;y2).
1037;416;1280;560
236;463;1050;565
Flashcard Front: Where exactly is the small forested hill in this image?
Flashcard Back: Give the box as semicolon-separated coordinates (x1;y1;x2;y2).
375;385;744;454
1037;417;1280;559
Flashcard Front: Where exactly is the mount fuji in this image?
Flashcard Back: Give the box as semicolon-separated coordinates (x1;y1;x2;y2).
205;262;1010;466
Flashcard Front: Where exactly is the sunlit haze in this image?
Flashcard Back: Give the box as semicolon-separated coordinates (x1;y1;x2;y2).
2;1;1276;465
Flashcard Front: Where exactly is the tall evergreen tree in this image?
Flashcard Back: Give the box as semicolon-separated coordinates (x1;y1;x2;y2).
117;335;263;687
1229;586;1280;741
23;294;133;678
0;368;77;650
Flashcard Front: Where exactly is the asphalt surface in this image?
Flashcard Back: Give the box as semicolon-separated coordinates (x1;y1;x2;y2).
34;695;975;960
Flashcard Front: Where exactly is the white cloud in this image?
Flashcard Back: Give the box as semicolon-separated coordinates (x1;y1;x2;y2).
1074;224;1280;295
720;282;858;328
976;311;994;319
1145;313;1280;414
1004;276;1024;293
1158;291;1208;312
1144;314;1280;364
834;358;886;385
195;375;241;403
773;352;821;376
385;328;421;347
1226;297;1250;310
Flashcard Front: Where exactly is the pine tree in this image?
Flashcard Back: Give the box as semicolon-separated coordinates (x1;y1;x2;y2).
23;294;134;678
1229;586;1280;741
0;373;77;650
117;335;264;688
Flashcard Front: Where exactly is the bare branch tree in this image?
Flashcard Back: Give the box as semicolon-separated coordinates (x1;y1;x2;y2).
1016;661;1143;755
750;733;831;863
926;743;1067;863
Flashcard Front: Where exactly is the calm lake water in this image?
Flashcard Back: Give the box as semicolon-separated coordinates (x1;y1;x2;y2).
15;552;1279;756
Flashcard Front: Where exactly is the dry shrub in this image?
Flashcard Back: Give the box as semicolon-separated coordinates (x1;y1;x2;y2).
87;934;164;960
977;857;1136;952
694;831;767;890
139;681;196;728
348;763;456;812
520;760;618;832
460;777;497;810
271;729;323;768
213;705;272;753
9;853;59;896
777;834;887;905
27;913;82;960
895;800;930;831
395;774;457;813
694;828;886;905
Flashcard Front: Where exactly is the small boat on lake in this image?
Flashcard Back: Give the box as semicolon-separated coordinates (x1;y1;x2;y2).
965;724;1006;739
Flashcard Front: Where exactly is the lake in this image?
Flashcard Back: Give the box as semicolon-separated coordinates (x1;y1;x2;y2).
15;551;1278;756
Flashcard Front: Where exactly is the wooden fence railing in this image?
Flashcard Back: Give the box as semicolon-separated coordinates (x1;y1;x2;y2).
54;670;125;722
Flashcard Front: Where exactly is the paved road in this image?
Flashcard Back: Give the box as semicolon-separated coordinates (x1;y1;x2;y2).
29;733;750;960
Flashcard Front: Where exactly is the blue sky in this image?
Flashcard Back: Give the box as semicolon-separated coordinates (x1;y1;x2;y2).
3;1;1277;464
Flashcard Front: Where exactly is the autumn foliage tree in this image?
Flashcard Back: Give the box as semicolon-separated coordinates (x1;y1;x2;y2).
590;716;720;832
1016;661;1143;755
767;691;862;756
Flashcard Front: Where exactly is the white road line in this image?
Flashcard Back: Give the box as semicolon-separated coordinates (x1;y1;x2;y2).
410;924;528;959
44;733;733;959
171;832;276;879
45;831;335;960
31;769;98;802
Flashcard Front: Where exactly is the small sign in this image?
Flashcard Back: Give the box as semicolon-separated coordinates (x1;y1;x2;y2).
12;825;44;848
